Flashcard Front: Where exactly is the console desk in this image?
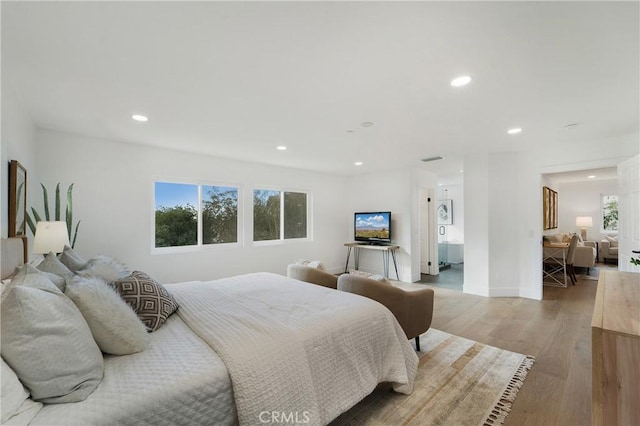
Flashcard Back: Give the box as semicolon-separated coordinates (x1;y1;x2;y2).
344;242;400;280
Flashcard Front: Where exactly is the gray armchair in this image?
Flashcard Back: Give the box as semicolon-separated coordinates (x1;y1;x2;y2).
337;274;434;351
286;264;338;289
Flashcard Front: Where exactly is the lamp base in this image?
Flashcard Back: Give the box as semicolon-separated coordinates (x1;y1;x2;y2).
580;228;588;241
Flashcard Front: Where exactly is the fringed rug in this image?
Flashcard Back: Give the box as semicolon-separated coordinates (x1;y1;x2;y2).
331;329;535;426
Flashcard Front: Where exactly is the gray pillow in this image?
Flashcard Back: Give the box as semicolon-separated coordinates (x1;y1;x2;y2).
65;275;148;355
0;265;104;403
58;245;87;272
37;252;74;291
78;255;130;283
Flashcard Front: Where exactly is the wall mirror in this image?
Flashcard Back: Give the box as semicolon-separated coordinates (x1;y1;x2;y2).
9;160;27;237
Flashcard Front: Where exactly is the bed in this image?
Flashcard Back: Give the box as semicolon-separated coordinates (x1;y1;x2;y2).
0;238;418;425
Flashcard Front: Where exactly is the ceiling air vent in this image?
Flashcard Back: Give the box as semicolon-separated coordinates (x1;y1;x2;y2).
421;156;444;162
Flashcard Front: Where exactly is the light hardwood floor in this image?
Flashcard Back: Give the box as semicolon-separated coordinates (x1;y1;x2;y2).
417;274;599;426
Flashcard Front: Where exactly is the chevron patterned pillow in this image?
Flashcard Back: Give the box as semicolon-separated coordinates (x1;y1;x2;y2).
113;271;178;332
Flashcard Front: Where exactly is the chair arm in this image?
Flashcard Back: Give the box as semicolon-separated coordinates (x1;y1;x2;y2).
286;264;338;289
583;241;596;249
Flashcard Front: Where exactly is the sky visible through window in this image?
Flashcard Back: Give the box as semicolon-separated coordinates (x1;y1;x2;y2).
155;182;197;209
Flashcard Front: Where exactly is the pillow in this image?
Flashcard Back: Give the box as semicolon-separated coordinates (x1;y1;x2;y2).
548;234;563;243
348;269;373;278
78;255;131;283
58;245;87;272
0;265;104;403
368;274;391;284
113;271;179;332
65;275;148;355
1;358;42;424
605;235;619;247
37;252;74;291
294;259;326;271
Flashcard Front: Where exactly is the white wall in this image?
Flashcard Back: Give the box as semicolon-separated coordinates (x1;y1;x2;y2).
346;169;416;282
556;179;617;241
35;129;349;283
1;85;37;243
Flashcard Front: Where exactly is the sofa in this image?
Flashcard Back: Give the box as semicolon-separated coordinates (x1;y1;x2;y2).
544;233;597;271
599;235;619;264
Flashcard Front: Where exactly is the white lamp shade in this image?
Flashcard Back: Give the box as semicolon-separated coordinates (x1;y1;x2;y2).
33;221;70;254
576;216;593;228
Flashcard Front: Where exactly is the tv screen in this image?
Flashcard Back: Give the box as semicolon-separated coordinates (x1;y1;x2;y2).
354;212;391;243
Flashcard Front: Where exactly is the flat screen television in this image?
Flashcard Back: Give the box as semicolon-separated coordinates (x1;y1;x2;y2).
354;211;391;244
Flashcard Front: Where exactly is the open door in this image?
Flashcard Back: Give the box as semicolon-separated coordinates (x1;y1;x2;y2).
420;187;438;275
617;154;640;272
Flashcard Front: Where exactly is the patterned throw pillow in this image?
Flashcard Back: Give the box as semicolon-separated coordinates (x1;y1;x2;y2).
112;271;178;332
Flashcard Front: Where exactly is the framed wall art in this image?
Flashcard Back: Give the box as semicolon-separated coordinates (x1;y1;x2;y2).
542;186;558;230
437;199;453;225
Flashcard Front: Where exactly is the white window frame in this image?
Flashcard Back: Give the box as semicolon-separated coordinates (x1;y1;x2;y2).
151;178;243;254
252;187;312;246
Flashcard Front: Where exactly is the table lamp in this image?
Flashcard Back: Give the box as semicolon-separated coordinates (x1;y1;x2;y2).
33;221;70;254
575;216;593;241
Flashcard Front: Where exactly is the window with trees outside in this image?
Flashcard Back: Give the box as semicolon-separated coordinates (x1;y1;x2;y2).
154;182;239;249
602;194;618;232
253;189;307;242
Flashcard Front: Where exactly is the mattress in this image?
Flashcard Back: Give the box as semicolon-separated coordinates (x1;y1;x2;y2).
29;315;236;426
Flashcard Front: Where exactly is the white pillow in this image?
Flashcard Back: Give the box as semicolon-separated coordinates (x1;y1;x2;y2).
65;275;148;355
295;259;326;271
369;274;391;284
348;269;373;278
1;358;42;424
0;265;104;403
78;255;130;283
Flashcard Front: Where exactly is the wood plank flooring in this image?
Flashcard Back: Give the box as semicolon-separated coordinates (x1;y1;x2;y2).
416;275;599;425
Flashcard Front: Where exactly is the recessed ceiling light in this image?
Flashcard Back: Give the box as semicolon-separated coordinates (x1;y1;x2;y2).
507;128;522;134
276;146;287;151
361;122;374;128
588;175;596;179
354;161;363;166
131;114;148;122
450;76;471;87
459;170;464;173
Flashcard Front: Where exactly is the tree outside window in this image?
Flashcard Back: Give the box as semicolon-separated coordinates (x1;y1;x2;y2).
202;185;238;244
602;194;618;232
253;189;307;241
155;182;198;247
155;182;240;248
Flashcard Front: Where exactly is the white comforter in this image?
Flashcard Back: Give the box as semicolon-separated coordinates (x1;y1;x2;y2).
170;273;418;426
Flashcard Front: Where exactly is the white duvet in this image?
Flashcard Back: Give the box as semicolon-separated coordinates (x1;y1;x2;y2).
27;273;417;426
170;273;418;426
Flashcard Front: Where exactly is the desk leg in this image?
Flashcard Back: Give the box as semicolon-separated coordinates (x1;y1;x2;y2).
382;250;389;278
344;247;352;273
391;249;399;280
354;247;360;270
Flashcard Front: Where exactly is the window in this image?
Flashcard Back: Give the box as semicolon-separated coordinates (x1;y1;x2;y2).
602;194;618;232
253;189;308;241
202;185;238;244
154;182;239;249
154;182;198;248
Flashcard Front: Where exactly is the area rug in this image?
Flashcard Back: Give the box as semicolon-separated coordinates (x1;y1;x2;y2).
331;329;535;426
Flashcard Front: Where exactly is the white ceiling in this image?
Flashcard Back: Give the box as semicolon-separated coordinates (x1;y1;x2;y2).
2;1;639;176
